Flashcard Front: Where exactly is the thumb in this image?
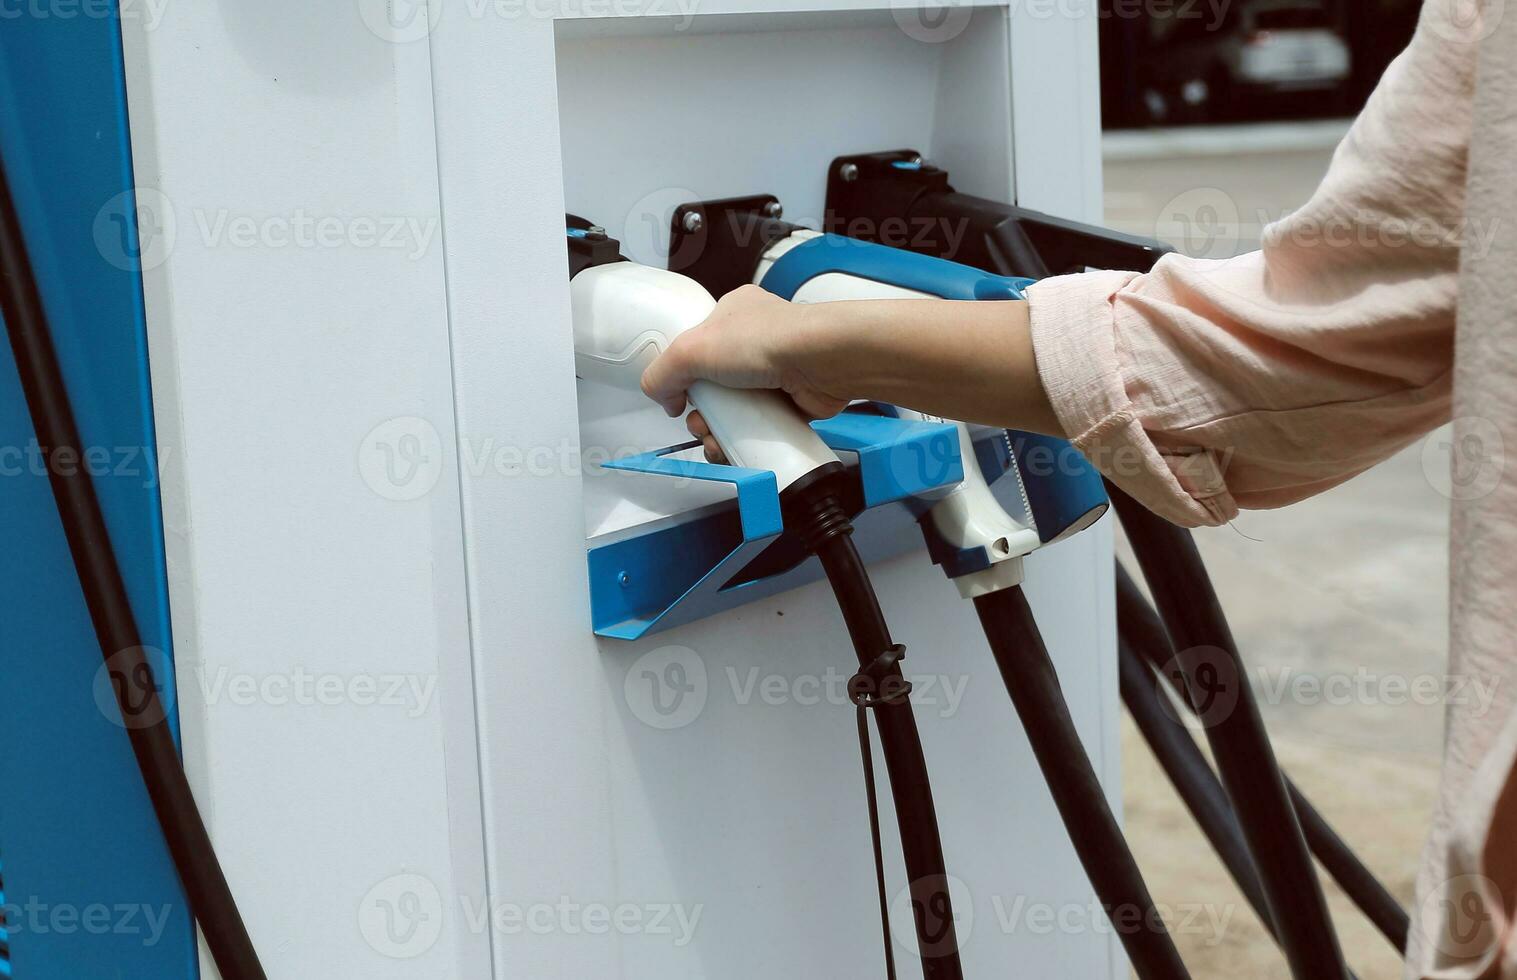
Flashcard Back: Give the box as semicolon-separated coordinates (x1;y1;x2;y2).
640;343;694;417
790;388;849;420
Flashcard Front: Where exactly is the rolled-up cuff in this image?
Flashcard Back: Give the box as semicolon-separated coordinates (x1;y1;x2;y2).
1025;270;1237;528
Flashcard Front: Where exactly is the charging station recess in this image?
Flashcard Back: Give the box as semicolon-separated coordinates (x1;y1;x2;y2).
554;12;1118;978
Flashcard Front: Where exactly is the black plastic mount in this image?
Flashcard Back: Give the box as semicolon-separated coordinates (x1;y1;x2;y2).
824;149;1173;278
566;212;624;279
668;195;801;300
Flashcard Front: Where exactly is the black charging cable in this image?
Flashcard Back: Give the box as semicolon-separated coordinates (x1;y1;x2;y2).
1108;485;1351;980
0;159;266;979
1115;562;1409;957
789;485;964;980
850;642;912;980
821;161;1400;973
974;585;1191;980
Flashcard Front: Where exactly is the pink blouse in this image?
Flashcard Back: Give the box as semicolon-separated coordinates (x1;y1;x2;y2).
1027;48;1466;529
1027;0;1517;974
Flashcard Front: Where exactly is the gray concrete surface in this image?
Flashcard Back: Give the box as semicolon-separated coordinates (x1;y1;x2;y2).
1102;123;1447;979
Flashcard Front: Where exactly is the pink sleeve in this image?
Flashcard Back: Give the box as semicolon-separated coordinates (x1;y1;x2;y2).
1025;13;1473;527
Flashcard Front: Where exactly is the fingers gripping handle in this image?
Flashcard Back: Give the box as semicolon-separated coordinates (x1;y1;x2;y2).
686;381;839;489
570;261;838;491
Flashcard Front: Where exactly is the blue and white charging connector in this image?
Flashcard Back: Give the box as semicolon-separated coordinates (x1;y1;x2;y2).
745;223;1191;980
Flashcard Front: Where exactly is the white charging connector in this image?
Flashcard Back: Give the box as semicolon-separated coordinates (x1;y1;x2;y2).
570;261;840;493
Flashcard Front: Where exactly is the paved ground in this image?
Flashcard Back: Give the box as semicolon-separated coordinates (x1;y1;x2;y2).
1101;123;1447;979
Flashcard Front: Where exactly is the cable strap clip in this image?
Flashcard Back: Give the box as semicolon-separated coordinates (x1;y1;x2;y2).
848;644;913;708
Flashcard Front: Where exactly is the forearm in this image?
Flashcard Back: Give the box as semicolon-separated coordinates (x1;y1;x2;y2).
789;298;1063;436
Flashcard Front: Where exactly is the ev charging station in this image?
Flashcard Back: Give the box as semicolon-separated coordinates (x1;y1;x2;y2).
1;3;1123;979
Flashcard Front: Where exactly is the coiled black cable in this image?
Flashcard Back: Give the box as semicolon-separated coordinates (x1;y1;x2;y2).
791;487;963;980
0;159;266;979
973;585;1190;980
1108;485;1350;980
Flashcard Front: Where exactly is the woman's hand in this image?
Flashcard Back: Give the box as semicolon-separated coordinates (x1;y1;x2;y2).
640;284;853;419
639;287;1060;463
640;285;857;461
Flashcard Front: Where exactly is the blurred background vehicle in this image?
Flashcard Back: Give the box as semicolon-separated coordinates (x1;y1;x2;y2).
1138;0;1351;123
1100;0;1420;128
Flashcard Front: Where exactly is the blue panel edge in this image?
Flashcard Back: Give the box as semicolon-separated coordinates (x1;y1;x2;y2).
0;8;198;980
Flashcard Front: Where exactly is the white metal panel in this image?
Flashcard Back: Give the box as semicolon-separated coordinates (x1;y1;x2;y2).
120;4;489;977
1010;0;1108;221
423;7;624;978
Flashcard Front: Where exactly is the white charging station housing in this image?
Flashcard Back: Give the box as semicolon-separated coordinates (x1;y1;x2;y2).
119;2;1118;977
